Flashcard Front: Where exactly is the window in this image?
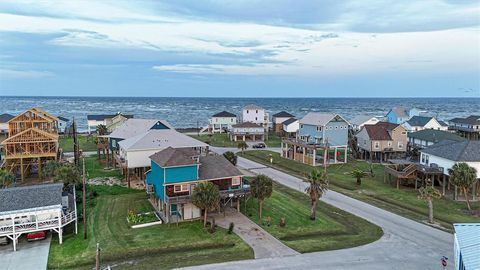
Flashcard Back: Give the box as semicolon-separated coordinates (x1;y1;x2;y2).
256;110;258;113
247;110;249;113
174;184;189;193
300;124;303;129
232;177;241;186
335;126;338;129
425;155;429;165
255;117;258;121
374;141;379;149
316;126;322;131
387;141;392;147
398;142;403;149
421;154;425;163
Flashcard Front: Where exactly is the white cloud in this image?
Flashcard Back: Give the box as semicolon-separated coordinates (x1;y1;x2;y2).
0;69;53;79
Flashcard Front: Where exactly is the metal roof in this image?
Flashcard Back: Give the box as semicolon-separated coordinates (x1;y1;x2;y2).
299;112;348;126
272;111;294;118
406;116;434;127
454;223;480;270
0;183;63;213
87;114;133;121
408;129;465;143
349;115;379;126
118;129;207;151
450;115;480;125
107;119;173;139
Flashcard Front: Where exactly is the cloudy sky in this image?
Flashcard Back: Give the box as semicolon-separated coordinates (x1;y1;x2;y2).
0;0;479;97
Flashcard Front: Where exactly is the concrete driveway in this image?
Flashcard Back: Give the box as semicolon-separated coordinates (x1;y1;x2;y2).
0;235;51;270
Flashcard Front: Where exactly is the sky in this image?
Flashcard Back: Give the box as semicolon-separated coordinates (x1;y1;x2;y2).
0;0;479;97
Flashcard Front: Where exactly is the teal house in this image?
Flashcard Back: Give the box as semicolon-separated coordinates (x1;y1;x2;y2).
146;147;248;223
386;107;422;124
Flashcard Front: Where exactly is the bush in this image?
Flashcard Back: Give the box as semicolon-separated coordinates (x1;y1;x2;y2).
207;217;216;234
263;216;272;227
279;217;286;227
223;151;237;166
228;222;235;234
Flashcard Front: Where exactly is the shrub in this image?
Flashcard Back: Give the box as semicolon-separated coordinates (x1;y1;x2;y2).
279;217;286;227
228;222;235;234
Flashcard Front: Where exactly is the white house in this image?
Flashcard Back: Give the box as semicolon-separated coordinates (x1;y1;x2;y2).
349;115;380;131
86;113;133;134
0;113;14;134
208;111;237;133
242;104;269;131
282;118;299;136
230;122;265;141
407;129;465;149
272;111;295;132
57;116;70;134
403;116;448;132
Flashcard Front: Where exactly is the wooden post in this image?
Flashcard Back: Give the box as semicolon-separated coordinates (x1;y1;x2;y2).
396;178;400;189
38;158;42;180
442;175;446;196
95;243;100;270
20;158;24;182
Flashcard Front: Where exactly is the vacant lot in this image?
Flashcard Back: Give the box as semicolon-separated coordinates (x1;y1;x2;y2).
190;133;281;148
59;135;97;152
84;156;122;179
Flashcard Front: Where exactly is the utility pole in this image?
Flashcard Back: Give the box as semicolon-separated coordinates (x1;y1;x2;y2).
95;243;101;270
73;118;79;167
82;158;87;239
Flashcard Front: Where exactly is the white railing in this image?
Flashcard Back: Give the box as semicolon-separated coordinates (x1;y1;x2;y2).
0;211;76;236
62;211;77;225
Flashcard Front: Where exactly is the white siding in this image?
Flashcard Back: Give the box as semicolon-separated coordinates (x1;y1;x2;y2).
420;153;480;178
283;121;299;133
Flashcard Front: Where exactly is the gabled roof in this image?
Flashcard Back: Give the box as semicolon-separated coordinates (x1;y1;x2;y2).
107;119;173;139
243;104;263;110
299;112;348;126
388;106;409;118
283;118;298;126
408;129;465;143
362;122;400;141
87;113;133;121
450;115;480;125
118;129;207;151
212;111;236;117
0;113;14;123
272;111;294;118
198;155;243;180
9;107;58;123
421;140;480;161
453;223;480;270
232;122;262;128
58;116;70;122
406;116;434;127
1;127;58;144
0;183;63;213
349;115;379;126
150;147;198;167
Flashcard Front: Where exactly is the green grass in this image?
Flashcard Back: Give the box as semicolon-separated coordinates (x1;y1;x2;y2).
242;182;383;253
48;187;253;270
240;150;480;231
59;135;98;152
190;133;281;147
84;156;122;179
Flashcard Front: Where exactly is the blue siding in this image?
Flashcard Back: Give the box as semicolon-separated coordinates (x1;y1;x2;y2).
109;138;123;150
386;111;398;124
165;166;198;183
146;162;165;200
298;120;348;146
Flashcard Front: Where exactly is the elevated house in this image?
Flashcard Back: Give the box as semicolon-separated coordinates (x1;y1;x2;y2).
449;115;480;140
282;118;299;138
403;116;448;132
272;111;295;133
0;113;14;134
145;148;249;223
349;115;380;131
57;116;70;134
355;122;407;162
86;113;133;134
242;104;269;131
282;113;349;166
0;183;77;251
386;106;423;124
1;108;59;181
453;223;480;270
207;111;237;133
230;122;265;141
408;129;465;149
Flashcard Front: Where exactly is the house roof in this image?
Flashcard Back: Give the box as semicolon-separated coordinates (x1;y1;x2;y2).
272;111;294;118
212;111;236;117
149;147;198;167
363;122;400;141
0;183;63;213
0;113;14;123
406;116;435;127
283;118;298;126
198;155;243;180
438;120;448;127
232;122;262;128
408;129;465;143
118;129;207;151
57;116;70;122
421;140;480;161
453;223;480;270
243;104;263;110
107;119;173;139
450;115;480;125
299;112;348;126
349;115;379;126
389;106;409;118
87;113;134;121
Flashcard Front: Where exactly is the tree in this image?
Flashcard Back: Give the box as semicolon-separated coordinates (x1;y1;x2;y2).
192;182;220;227
418;186;442;224
250;174;273;220
43;160;62;179
54;165;81;186
96;124;108;136
237;141;248;154
350;169;367;186
0;170;15;188
449;163;478;210
303;170;329;220
223;151;237;166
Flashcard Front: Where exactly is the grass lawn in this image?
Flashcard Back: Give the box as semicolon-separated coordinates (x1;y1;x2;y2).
240;150;480;231
84;156;122;179
190;133;281;148
48;186;253;270
59;135;98;152
242;182;383;253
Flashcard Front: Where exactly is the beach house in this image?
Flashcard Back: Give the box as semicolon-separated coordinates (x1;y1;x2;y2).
349;115;380;131
145;148;249;223
355;122;407;162
0;113;14;134
86;113;133;134
449;115;480;140
453;223;480;270
403;116;448;132
282;113;349;166
408;129;465;149
207;111;237;133
242;104;269;131
230;122;265;142
272;111;295;133
282;118;299;137
386;106;423;124
57;116;70;134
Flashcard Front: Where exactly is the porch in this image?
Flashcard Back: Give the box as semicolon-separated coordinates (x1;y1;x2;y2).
281;138;348;166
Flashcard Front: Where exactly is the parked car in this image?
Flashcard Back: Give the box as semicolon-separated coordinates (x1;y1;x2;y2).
252;143;266;149
0;236;9;245
26;231;47;242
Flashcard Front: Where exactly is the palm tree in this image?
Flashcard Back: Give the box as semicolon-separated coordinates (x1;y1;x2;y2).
250;174;273;219
418;186;442;224
449;163;478;210
303;170;329;220
192;182;220;227
223;151;237;166
237;141;248;154
54;165;81;187
350;169;367;185
96;124;108;136
0;170;15;188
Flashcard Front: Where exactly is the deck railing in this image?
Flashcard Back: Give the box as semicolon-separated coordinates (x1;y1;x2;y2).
0;211;77;236
166;187;250;204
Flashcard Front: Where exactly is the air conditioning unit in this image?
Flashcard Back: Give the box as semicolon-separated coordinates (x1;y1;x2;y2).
146;184;155;194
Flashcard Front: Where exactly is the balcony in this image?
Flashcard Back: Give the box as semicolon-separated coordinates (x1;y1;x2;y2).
165;186;250;204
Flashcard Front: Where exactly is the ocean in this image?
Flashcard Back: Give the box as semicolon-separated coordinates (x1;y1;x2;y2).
0;96;478;131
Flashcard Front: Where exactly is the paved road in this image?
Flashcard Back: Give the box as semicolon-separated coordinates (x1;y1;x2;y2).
0;235;51;270
181;155;454;270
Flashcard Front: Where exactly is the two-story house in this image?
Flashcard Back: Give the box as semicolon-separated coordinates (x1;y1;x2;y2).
272;111;294;133
230;122;265;141
403;116;448;132
349;115;380;131
282;113;349;166
86;113;133;134
449;115;480;140
355;122;407;162
145;147;249;223
408;129;465;149
208;111;237;133
386;107;423;124
242;105;269;131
